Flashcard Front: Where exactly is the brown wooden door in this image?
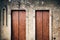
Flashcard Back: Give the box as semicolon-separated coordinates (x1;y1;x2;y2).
11;10;26;40
35;10;49;40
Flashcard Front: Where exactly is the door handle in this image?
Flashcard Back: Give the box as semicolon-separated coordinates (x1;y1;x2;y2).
53;37;56;40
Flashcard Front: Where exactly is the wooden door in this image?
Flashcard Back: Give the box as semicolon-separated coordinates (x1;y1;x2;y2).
11;10;26;40
35;10;49;40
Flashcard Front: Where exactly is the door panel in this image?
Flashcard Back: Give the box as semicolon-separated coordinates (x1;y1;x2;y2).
19;11;26;40
11;10;26;40
43;11;49;40
36;10;49;40
11;11;18;40
36;11;43;40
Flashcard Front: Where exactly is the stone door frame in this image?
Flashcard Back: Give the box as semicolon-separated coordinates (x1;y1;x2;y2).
34;8;52;40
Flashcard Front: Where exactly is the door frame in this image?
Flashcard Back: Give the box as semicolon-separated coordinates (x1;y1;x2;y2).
7;8;28;40
34;9;52;40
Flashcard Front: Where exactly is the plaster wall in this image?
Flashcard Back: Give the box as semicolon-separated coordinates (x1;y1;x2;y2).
1;1;60;40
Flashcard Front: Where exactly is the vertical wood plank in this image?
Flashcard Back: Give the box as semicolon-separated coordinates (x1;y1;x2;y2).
36;10;43;40
11;11;18;40
43;11;49;40
19;10;26;40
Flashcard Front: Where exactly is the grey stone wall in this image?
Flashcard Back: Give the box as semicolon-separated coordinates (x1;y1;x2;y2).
53;9;60;40
0;0;60;40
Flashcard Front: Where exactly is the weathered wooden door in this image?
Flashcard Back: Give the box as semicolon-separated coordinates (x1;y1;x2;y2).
35;10;49;40
11;10;26;40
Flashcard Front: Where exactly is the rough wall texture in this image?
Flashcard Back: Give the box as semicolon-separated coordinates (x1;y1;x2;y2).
1;0;60;40
53;9;60;40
